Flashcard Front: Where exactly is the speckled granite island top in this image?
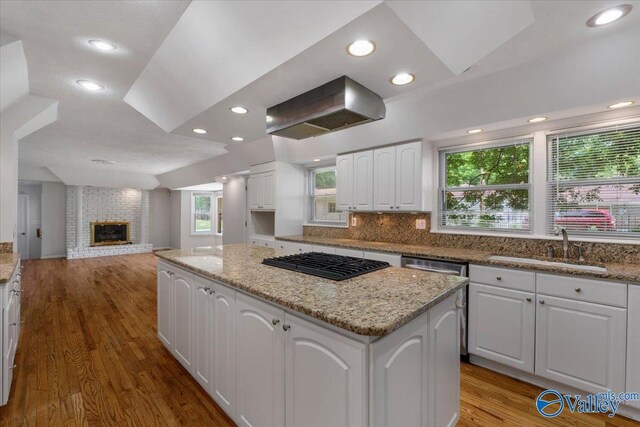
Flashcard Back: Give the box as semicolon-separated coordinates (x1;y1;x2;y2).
277;235;640;284
155;244;468;336
0;253;20;285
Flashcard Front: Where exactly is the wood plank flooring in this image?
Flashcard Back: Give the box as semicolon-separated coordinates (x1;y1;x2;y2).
0;253;636;426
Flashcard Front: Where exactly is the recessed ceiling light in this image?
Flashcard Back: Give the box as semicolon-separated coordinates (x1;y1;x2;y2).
221;176;227;179
608;100;635;109
587;4;632;27
192;128;207;134
528;117;548;123
231;136;244;142
91;159;116;165
347;40;376;57
266;115;273;123
313;158;321;162
390;73;415;86
76;80;105;91
230;106;248;114
88;39;117;51
467;129;483;134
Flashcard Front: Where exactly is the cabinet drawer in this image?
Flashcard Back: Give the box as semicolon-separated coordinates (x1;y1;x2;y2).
312;245;336;254
363;251;401;267
335;247;364;258
470;265;535;292
536;274;627;308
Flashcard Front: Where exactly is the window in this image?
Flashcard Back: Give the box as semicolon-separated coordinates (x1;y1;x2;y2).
547;123;640;238
191;192;213;234
216;194;223;235
308;167;348;224
440;139;532;231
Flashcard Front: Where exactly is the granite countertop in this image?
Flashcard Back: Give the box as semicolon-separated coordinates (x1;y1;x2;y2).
0;253;20;285
155;244;468;337
277;235;640;285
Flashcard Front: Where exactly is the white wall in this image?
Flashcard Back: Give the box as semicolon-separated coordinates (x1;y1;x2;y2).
222;176;247;244
41;182;66;258
149;188;173;249
18;183;42;259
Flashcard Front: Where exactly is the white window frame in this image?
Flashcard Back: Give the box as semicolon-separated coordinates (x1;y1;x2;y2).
438;138;534;234
307;165;348;226
191;191;214;235
214;192;223;236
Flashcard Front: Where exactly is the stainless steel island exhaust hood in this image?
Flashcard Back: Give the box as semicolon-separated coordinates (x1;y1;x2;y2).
266;76;385;140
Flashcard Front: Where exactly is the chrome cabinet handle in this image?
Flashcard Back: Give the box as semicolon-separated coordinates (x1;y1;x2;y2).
455;298;466;310
526;297;532;302
496;276;502;281
197;286;210;292
539;300;545;305
575;288;581;293
390;206;394;209
11;290;22;294
208;289;216;295
272;318;280;326
282;324;291;331
9;321;23;326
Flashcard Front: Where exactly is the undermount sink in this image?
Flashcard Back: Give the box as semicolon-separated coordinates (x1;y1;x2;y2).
488;256;607;273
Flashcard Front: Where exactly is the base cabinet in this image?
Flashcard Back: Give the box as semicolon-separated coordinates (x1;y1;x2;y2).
193;278;214;392
236;294;285;427
535;295;627;394
211;282;236;418
468;283;535;373
285;314;367;427
173;271;195;373
1;261;21;406
157;265;174;349
627;286;640;409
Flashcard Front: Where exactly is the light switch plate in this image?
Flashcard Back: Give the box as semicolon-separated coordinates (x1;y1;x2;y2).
351;216;357;227
416;219;426;229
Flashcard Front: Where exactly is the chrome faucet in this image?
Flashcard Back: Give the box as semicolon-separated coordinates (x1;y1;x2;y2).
555;227;570;260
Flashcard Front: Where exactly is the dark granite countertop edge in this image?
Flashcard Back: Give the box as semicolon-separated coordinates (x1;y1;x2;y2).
276;236;640;285
155;251;468;336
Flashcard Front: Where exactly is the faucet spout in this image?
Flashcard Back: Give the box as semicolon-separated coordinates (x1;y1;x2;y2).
555;227;570;260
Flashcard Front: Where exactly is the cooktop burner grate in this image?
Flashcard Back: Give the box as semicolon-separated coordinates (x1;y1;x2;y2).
262;252;390;281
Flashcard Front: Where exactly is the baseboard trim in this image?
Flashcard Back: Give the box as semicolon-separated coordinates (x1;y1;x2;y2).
40;254;66;259
470;355;640;422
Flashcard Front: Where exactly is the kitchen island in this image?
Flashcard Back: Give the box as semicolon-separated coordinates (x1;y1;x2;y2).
156;244;468;427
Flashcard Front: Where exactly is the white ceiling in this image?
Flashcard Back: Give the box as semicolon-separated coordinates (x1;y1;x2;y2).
2;0;639;186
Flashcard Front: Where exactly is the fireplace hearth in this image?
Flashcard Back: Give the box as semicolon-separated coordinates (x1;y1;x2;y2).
91;221;130;246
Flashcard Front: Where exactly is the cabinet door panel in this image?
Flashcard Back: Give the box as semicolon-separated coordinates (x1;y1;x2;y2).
157;266;173;349
373;147;396;211
2;293;16;404
535;295;626;394
173;274;194;373
285;314;366;427
336;154;353;211
212;283;236;418
194;281;213;392
627;286;640;409
395;141;422;211
261;172;276;210
236;294;285;427
468;283;535;372
249;174;262;210
352;151;373;211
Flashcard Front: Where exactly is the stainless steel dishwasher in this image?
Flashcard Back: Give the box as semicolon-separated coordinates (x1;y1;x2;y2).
401;256;469;357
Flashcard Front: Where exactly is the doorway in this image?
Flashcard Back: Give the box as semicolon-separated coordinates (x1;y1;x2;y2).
17;182;42;259
17;194;29;257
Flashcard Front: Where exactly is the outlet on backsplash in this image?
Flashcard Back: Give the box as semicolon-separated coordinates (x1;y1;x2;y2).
416;219;426;230
351;215;357;227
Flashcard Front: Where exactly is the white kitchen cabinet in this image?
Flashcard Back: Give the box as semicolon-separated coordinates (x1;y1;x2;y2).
535;295;627;394
193;278;213;392
336;153;353;211
468;283;535;373
627;286;640;409
336;151;373;211
363;251;401;267
211;281;237;418
173;270;195;373
311;245;336;254
236;294;285;427
278;241;312;254
2;261;21;406
334;247;363;258
157;264;174;350
373;141;422;211
249;172;276;211
284;313;367;427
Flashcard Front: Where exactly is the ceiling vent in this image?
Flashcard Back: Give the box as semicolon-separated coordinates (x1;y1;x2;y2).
266;76;385;140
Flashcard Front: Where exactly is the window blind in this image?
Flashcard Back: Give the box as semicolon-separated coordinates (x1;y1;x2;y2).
547;122;640;238
440;138;532;232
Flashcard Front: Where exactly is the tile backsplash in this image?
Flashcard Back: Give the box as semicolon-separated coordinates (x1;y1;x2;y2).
303;213;639;265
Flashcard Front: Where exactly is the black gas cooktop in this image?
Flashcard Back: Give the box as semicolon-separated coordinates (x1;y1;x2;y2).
262;252;390;281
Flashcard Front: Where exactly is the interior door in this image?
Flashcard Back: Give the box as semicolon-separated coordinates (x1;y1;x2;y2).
17;194;29;258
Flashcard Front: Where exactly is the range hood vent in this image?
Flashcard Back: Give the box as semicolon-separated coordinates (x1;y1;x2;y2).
266;76;385;140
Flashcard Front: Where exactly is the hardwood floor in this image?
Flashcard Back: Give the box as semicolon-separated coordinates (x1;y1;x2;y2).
0;253;637;426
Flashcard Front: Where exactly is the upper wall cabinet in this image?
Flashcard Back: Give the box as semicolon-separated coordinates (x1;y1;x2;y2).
249;163;276;211
337;141;423;212
336;151;373;211
373;141;422;211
